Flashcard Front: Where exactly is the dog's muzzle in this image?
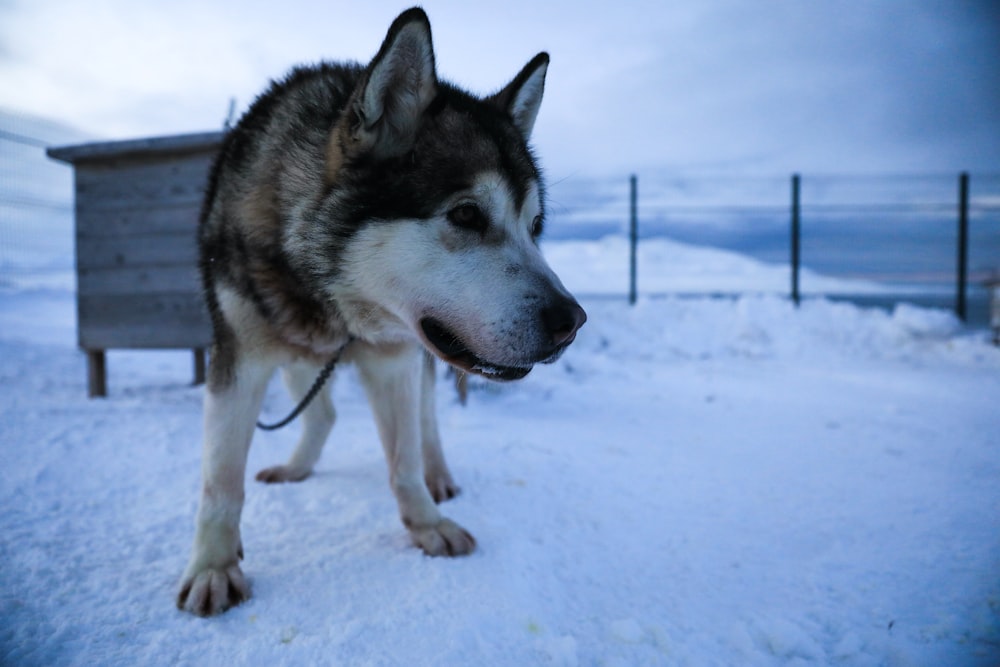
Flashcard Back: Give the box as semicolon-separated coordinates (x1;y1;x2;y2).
419;300;586;381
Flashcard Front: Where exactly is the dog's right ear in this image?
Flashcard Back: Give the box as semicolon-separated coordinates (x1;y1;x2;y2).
491;52;549;140
343;8;438;161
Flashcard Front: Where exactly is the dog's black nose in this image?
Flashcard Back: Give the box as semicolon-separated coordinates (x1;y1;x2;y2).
542;300;587;346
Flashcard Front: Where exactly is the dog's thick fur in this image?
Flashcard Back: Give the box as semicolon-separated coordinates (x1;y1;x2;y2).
177;7;586;616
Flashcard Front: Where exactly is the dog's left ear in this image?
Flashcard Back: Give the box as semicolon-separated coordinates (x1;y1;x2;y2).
491;52;549;140
349;8;438;159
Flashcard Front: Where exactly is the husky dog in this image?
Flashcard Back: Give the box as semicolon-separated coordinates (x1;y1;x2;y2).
177;7;586;616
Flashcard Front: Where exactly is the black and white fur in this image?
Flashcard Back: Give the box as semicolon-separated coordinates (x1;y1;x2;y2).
178;7;586;616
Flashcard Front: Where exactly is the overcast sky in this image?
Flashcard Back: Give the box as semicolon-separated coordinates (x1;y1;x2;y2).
1;0;997;178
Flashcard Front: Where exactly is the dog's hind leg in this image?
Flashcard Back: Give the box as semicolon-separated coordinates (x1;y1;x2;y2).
355;341;475;556
256;360;336;483
177;354;275;616
420;352;459;502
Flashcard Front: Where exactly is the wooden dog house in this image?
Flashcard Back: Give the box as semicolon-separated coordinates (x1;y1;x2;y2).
48;132;223;396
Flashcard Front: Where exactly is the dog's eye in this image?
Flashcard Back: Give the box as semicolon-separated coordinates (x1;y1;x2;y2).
530;215;543;238
448;204;486;232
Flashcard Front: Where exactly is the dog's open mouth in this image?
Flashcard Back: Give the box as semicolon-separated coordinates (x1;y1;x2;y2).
420;318;532;381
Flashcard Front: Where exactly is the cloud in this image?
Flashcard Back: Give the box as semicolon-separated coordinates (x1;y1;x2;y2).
0;0;996;175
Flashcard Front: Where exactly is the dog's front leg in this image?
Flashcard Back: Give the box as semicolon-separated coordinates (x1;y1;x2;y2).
256;359;337;483
355;342;475;556
420;351;460;503
177;356;275;615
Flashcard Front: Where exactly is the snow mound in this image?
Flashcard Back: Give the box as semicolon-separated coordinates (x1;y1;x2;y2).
544;235;916;296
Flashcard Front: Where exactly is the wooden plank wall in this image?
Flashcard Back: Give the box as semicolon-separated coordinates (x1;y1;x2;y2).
74;150;214;350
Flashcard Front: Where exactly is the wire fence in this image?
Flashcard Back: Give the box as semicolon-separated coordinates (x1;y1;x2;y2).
543;170;1000;326
2;113;998;326
0;110;81;287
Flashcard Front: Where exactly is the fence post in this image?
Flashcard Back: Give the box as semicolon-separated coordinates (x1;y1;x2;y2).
790;173;801;306
629;174;638;305
956;171;969;322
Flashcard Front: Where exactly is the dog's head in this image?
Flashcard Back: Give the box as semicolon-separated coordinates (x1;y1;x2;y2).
326;8;586;379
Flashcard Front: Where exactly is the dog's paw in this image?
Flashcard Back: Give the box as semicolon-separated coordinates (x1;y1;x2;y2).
256;465;311;483
409;518;476;556
425;472;460;503
176;564;250;616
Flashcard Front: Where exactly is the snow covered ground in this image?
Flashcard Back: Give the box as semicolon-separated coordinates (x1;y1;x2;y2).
543;236;925;296
2;241;999;666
